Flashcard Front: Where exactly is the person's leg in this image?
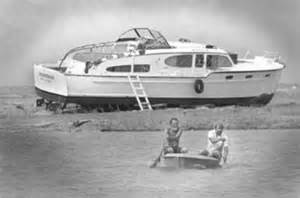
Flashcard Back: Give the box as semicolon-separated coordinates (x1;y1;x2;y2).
209;150;221;160
199;149;209;156
179;147;188;153
164;146;174;154
173;146;180;153
215;141;224;151
208;142;224;159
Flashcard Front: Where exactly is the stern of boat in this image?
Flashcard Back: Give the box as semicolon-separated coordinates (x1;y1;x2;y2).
34;64;68;103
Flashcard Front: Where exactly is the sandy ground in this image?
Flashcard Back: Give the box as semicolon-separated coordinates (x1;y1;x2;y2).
0;84;299;197
0;129;299;198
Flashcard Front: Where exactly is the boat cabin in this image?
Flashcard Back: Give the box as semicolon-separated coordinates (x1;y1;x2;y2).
60;28;235;76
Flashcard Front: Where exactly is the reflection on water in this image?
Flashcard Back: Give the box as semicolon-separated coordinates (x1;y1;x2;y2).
0;129;299;197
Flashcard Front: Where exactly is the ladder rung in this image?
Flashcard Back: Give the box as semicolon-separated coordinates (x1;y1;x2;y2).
136;91;145;95
130;77;139;81
132;83;141;87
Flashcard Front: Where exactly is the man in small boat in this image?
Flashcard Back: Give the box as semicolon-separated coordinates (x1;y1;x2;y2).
164;118;188;154
199;123;229;163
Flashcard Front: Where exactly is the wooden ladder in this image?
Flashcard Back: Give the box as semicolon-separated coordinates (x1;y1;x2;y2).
128;75;152;111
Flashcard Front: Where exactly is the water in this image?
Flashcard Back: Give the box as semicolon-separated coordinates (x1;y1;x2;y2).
0;129;299;197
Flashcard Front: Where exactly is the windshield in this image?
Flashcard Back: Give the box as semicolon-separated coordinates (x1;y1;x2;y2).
117;28;171;49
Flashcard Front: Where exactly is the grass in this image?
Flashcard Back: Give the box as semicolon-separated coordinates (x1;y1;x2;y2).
1;84;300;131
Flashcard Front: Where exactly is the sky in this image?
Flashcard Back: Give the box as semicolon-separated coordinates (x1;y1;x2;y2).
0;0;299;86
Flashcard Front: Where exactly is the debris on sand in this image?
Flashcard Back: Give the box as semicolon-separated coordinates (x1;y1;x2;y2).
13;104;27;112
33;122;56;128
71;119;92;128
68;119;92;133
7;103;31;118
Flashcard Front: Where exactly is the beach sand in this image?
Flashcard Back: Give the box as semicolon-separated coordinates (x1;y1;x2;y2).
0;84;299;197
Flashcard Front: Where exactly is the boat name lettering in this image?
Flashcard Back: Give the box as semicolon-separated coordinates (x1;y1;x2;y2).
39;72;55;80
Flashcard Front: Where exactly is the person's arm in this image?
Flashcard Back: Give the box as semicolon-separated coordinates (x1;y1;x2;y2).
209;136;226;144
167;128;183;141
175;128;183;139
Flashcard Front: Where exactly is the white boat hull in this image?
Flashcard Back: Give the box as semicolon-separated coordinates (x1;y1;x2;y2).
34;64;282;106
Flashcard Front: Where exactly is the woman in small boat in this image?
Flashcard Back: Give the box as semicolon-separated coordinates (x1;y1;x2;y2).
164;118;188;154
199;123;229;163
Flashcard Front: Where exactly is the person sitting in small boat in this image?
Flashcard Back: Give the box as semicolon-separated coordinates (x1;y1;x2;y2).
199;123;229;163
164;118;188;154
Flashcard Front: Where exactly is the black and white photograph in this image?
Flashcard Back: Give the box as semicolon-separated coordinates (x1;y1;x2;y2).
0;0;299;197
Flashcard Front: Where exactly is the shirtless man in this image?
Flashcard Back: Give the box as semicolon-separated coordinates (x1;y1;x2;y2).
164;118;188;154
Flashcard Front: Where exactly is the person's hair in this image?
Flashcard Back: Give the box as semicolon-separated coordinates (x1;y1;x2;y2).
169;117;179;124
214;123;224;130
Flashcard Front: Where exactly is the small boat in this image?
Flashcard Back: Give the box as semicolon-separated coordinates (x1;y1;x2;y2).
162;153;220;169
34;27;285;111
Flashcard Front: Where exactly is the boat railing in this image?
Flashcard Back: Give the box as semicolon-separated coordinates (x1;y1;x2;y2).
243;50;252;59
243;50;281;61
263;51;281;61
58;41;120;67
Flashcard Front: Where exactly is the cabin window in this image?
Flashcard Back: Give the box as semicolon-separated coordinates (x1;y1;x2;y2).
73;52;105;62
106;65;131;72
195;54;204;67
225;75;234;80
207;55;232;69
134;64;150;72
118;29;139;41
165;55;193;67
136;29;153;39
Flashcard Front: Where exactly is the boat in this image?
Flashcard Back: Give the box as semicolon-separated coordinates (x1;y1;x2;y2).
163;153;220;169
34;27;285;111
